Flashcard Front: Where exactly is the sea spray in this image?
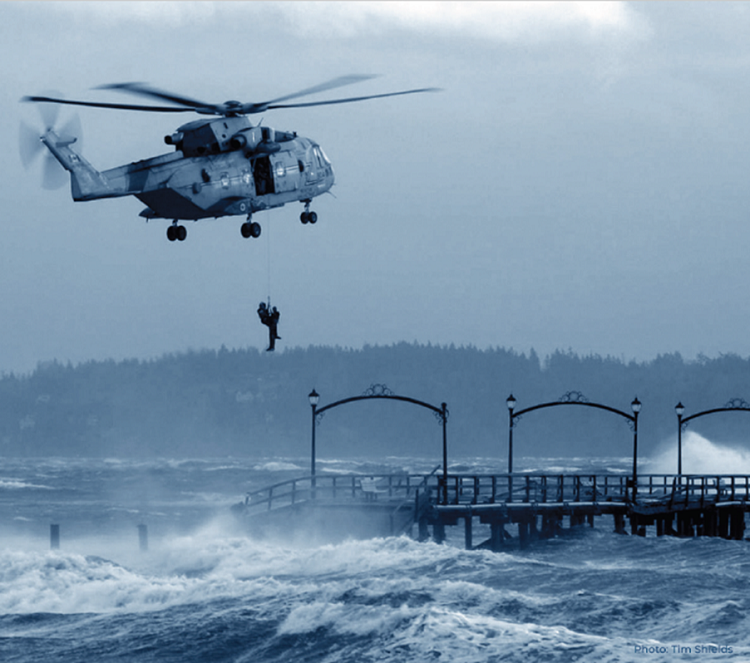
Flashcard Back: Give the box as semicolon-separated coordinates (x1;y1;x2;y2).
647;431;750;475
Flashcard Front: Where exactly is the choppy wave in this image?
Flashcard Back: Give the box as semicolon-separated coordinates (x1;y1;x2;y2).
251;461;304;472
0;479;52;490
1;452;749;662
1;531;748;662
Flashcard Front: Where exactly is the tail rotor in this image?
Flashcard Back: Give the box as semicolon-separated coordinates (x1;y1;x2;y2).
19;94;82;190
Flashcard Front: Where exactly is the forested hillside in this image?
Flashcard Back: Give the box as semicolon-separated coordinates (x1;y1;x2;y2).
1;344;749;460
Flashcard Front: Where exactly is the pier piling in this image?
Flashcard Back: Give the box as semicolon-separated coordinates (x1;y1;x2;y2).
719;510;730;538
613;513;626;534
489;521;505;550
418;518;430;542
464;516;473;550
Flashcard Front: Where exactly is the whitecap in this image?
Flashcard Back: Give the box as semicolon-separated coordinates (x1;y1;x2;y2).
0;479;52;490
252;461;304;472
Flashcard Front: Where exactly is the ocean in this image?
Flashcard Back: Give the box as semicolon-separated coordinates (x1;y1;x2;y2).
0;448;747;662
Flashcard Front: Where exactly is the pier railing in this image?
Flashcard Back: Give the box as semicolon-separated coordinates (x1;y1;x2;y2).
243;473;435;514
440;474;750;507
441;474;630;505
242;473;750;515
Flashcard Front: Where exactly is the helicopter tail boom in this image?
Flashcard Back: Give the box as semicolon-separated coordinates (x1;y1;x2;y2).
40;130;114;201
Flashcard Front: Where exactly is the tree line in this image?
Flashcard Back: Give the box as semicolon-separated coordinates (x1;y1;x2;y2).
1;343;749;460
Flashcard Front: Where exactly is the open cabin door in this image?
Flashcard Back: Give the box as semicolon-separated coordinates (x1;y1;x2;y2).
252;156;275;196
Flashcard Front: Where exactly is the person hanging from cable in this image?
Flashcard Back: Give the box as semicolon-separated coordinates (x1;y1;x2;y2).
257;301;281;351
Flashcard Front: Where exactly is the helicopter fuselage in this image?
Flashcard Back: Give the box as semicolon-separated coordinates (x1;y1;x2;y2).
95;120;335;221
40;115;334;240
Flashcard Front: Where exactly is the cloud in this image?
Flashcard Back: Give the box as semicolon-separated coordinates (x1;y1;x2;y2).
46;2;650;44
272;1;651;44
44;1;217;27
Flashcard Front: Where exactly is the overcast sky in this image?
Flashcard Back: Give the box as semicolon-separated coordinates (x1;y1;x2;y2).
4;1;750;374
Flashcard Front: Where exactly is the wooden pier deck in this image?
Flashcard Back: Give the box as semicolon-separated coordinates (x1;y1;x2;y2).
233;473;750;549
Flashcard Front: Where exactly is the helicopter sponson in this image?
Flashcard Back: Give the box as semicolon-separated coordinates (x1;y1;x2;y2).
22;77;438;242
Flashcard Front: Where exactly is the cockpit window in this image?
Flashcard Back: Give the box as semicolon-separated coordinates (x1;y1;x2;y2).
312;146;330;166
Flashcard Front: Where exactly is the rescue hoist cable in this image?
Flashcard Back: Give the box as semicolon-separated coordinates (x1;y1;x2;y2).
266;218;272;308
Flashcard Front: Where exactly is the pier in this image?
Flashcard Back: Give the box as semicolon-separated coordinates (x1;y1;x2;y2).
232;385;750;548
234;472;750;549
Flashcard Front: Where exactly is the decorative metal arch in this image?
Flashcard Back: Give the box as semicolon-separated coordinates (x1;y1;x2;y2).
680;397;750;431
506;392;641;500
309;384;449;499
511;391;636;430
316;383;448;423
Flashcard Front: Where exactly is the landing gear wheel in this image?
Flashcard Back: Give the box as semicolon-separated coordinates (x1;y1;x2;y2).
167;224;186;242
241;221;262;238
300;211;309;224
308;211;317;225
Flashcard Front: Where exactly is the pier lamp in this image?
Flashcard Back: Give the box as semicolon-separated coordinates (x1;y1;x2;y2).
631;397;641;500
506;394;517;502
309;389;319;481
506;394;516;473
675;402;685;476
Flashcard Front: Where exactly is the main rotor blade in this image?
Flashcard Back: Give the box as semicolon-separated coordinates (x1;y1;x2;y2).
100;76;381;114
259;74;378;106
23;80;441;118
94;82;214;111
260;87;442;112
23;95;191;113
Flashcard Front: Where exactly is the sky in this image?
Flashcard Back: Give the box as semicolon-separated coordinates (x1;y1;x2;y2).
4;1;750;374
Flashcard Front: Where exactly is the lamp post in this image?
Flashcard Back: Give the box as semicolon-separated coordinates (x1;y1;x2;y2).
439;402;447;504
631;397;641;500
506;394;516;472
675;402;685;476
309;389;319;495
506;394;516;502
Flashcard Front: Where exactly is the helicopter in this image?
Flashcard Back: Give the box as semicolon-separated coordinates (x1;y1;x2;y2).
21;76;438;242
